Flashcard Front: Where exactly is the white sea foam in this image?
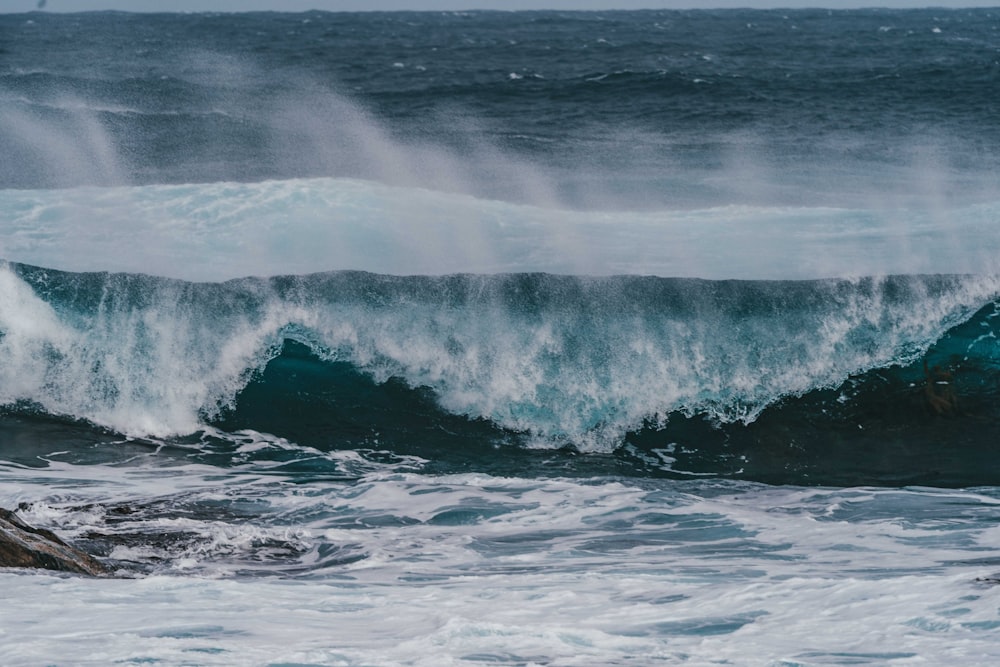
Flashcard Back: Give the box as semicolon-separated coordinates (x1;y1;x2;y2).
1;455;999;666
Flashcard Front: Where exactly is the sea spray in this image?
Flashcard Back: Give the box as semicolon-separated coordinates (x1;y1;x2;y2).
3;262;998;448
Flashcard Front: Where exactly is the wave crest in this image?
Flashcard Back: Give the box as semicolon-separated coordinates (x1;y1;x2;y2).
2;262;996;449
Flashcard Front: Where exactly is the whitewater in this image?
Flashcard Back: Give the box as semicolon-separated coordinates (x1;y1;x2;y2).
1;7;1000;666
4;179;1000;281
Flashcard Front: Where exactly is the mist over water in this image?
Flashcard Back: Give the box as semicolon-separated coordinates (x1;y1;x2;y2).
3;10;999;209
2;10;999;294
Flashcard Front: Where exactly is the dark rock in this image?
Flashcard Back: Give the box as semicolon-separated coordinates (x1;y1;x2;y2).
0;507;108;576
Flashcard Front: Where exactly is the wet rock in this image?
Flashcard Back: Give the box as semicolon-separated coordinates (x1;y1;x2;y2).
0;507;108;576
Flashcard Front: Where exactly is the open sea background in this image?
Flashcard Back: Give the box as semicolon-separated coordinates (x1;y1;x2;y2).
2;7;1000;665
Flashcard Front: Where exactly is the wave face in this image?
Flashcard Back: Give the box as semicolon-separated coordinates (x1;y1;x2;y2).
3;261;1000;484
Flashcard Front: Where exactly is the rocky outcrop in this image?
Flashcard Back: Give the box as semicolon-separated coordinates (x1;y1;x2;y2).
0;507;108;576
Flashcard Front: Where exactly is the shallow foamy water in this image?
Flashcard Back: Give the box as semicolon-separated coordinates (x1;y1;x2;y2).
2;439;999;666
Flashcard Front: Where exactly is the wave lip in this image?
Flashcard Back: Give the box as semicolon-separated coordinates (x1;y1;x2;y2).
1;262;997;450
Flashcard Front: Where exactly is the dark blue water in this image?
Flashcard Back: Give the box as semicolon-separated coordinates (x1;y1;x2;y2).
3;9;999;205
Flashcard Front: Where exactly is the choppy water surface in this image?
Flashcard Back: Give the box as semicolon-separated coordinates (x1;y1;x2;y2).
2;8;1000;666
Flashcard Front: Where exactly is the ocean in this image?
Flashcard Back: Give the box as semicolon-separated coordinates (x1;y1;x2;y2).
2;7;1000;665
